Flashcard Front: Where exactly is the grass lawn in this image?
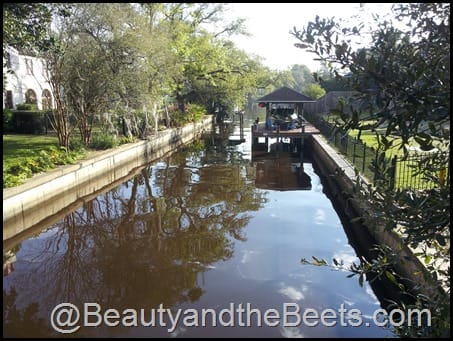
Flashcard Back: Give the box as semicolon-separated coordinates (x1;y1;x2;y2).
3;134;88;188
346;129;444;190
348;129;406;157
3;134;60;161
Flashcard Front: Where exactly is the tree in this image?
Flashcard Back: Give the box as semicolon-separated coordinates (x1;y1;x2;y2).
156;3;253;115
44;43;72;150
3;4;70;91
63;3;151;143
303;83;325;100
313;65;353;92
290;64;314;93
3;3;54;58
292;3;449;337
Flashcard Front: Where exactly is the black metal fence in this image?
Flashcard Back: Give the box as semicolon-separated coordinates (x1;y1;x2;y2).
306;113;449;191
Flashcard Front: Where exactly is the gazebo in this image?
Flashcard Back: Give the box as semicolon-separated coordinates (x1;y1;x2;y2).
256;86;314;130
251;87;319;161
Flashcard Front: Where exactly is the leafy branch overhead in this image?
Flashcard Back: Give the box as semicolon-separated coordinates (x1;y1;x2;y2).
294;3;449;337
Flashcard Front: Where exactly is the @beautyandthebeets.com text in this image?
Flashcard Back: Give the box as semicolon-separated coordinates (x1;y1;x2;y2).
50;302;431;334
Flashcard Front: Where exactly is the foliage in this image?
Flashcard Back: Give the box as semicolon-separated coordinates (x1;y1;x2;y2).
15;103;38;111
301;244;449;337
290;64;314;93
118;135;137;145
3;4;71;91
153;4;267;115
3;3;59;57
172;103;207;127
3;109;13;132
292;3;450;337
10;110;48;134
89;133;119;150
313;65;354;92
303;83;326;99
43;36;73;150
3;143;84;188
183;139;205;153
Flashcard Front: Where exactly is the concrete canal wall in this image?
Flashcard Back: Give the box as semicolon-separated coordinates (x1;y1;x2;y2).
3;116;214;241
308;134;443;299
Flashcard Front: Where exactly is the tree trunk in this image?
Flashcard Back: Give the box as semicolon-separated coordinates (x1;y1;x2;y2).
176;93;185;113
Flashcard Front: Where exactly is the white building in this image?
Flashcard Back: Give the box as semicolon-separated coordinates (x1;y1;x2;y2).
3;46;54;110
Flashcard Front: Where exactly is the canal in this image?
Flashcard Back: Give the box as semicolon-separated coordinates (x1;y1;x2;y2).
3;113;396;338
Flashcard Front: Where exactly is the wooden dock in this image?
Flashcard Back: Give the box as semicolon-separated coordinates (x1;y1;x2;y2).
251;122;320;161
251;122;319;138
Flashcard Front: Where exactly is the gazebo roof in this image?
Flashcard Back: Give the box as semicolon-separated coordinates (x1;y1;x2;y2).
256;86;315;103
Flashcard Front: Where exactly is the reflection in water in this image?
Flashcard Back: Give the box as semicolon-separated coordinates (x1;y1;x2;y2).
254;158;311;191
3;116;396;338
3;144;266;337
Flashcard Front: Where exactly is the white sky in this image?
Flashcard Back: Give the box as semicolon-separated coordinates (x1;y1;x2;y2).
222;3;396;72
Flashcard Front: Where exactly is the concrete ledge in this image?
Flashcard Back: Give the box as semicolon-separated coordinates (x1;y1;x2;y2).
309;134;443;299
3;116;214;241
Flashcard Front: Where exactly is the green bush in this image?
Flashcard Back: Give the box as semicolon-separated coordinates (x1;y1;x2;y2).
69;139;86;152
118;135;137;145
3;172;25;188
89;133;118;150
3;161;33;188
172;104;207;127
3;145;85;188
3;109;13;132
11;110;48;134
186;103;206;122
16;103;38;111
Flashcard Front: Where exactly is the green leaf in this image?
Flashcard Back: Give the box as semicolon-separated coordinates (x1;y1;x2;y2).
301;258;308;264
359;274;364;287
385;271;398;286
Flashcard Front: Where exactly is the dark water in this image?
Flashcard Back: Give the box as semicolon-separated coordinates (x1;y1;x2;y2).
3;116;396;338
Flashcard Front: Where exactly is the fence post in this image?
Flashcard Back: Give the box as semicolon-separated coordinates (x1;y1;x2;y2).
389;155;397;190
352;138;357;164
362;143;366;173
343;133;348;155
373;150;378;186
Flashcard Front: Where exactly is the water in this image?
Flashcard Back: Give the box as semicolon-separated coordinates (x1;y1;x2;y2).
3;115;396;338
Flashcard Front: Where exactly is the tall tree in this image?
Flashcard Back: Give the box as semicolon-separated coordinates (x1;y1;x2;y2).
3;3;54;57
290;64;314;93
44;41;72;150
3;3;70;90
157;3;251;114
292;3;450;336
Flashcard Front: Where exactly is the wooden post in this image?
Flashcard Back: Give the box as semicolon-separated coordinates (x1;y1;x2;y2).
299;125;305;162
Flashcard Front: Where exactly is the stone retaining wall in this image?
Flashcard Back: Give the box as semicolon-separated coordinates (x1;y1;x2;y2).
3;116;213;241
308;133;442;299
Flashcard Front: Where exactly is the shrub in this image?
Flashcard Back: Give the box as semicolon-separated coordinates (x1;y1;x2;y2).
89;133;118;150
118;135;137;145
186;103;206;122
11;110;47;134
3;146;86;188
16;103;38;111
172;104;207;127
69;139;86;152
3;109;13;133
3;173;25;188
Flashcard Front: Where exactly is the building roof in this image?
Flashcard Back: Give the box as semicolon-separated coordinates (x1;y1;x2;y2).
256;86;315;103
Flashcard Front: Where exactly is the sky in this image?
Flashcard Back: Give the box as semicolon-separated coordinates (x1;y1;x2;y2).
221;3;396;72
